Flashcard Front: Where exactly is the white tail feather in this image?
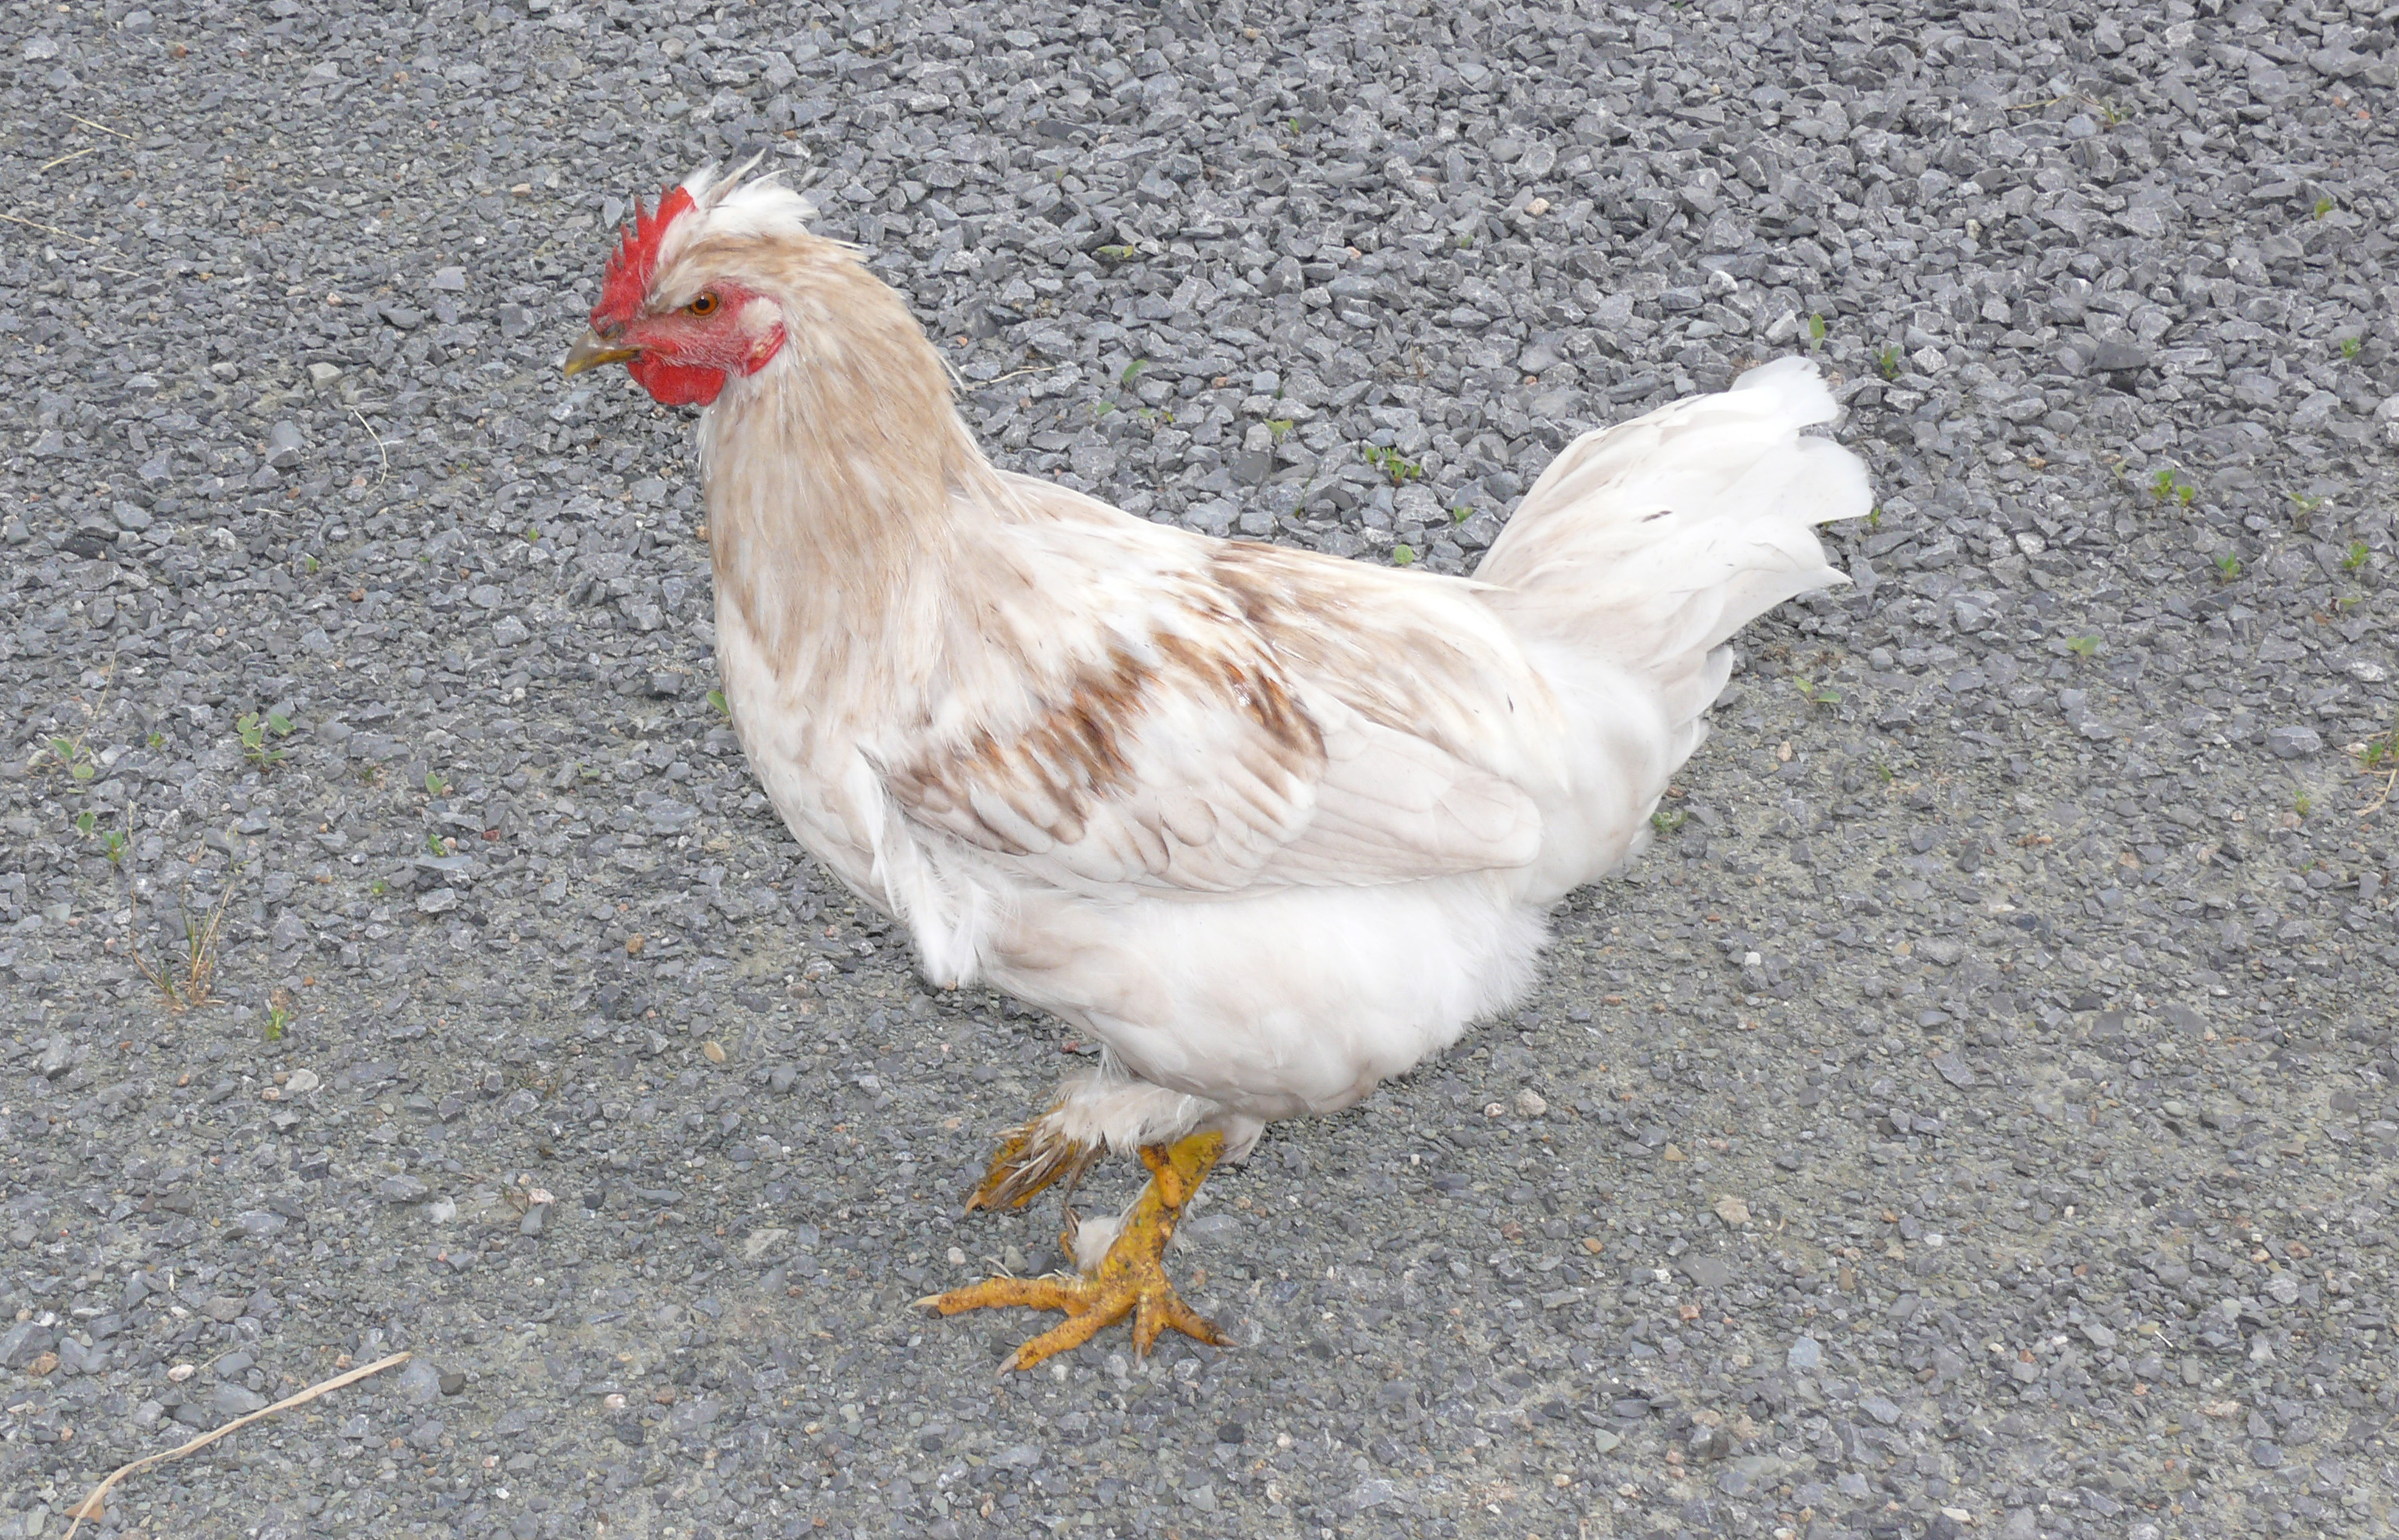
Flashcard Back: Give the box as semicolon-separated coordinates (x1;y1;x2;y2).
1472;356;1871;896
1476;354;1868;661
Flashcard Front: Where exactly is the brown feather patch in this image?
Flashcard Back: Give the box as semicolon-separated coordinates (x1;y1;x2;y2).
892;634;1326;864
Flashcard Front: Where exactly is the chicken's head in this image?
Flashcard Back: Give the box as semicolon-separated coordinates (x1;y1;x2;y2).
561;174;791;407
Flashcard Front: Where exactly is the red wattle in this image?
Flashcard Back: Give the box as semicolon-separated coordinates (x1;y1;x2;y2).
629;356;727;406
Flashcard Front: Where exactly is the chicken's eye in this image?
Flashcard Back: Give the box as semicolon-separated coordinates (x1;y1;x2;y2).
685;292;720;317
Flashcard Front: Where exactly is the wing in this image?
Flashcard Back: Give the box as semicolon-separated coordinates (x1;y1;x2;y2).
878;482;1552;898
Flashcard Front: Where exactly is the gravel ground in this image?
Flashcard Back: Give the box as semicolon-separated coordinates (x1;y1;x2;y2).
3;2;2397;1538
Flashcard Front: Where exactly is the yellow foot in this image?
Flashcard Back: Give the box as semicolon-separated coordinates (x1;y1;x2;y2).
962;1116;1099;1214
921;1131;1228;1372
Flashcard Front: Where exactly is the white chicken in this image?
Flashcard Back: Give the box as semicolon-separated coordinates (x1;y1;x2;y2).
564;165;1871;1370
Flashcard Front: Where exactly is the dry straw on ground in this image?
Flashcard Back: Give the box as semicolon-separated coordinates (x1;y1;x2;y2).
61;1351;411;1538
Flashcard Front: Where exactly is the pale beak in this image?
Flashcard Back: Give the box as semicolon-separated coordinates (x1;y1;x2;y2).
561;328;640;378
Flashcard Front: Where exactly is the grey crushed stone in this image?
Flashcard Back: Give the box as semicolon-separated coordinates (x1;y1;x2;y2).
2;2;2397;1539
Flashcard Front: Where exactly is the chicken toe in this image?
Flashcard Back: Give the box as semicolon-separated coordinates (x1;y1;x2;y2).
921;1131;1227;1372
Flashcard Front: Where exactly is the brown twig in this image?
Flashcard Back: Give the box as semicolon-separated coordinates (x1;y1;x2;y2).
348;405;390;489
978;363;1070;386
2006;93;2107;112
65;113;134;140
64;1351;411;1537
0;209;129;254
2359;765;2397;820
0;209;140;277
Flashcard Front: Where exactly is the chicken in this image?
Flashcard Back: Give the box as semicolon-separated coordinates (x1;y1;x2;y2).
563;164;1872;1371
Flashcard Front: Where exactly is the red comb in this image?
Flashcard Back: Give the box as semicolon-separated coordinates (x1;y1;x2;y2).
593;185;697;329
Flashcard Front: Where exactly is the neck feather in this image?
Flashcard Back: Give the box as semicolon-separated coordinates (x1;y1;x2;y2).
698;262;1000;694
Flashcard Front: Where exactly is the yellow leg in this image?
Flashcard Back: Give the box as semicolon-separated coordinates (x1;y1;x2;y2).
920;1131;1228;1373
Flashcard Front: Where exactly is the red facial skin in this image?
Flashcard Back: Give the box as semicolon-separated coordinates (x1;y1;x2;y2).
588;189;785;406
606;285;786;407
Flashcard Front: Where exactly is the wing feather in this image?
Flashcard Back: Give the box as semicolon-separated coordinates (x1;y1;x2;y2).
878;486;1554;898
